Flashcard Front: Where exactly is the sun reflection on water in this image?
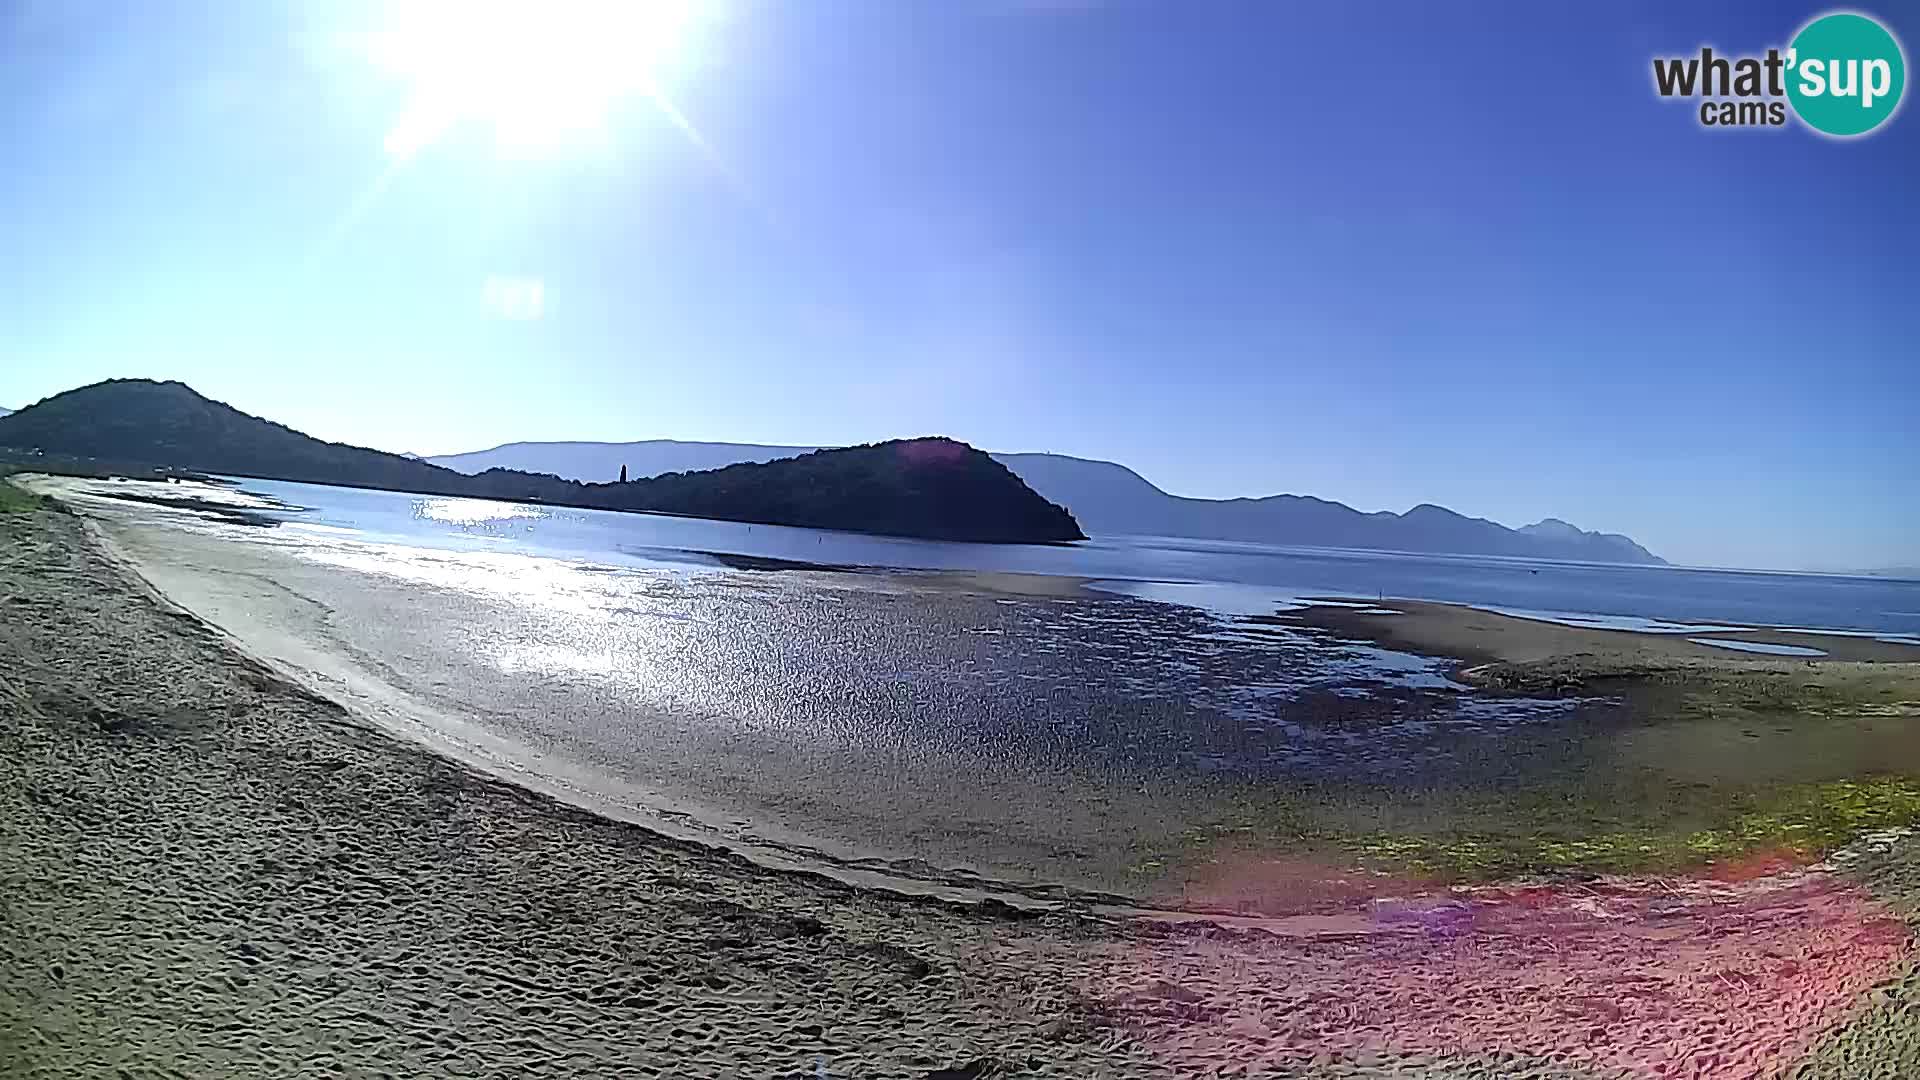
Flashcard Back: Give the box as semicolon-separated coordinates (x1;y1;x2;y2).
494;643;619;675
412;497;550;527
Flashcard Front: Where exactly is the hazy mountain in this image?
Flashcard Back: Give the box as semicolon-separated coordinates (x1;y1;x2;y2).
0;380;1082;543
432;441;1665;564
0;407;11;417
1517;517;1587;541
996;454;1663;564
431;439;820;482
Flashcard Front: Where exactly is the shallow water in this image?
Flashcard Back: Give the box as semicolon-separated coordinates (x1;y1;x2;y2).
160;475;1920;637
50;477;1618;893
41;475;1920;904
1688;637;1829;657
173;517;1585;782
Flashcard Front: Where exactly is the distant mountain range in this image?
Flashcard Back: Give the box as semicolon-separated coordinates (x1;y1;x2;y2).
433;440;818;480
0;381;1082;543
431;440;1665;565
0;379;1660;561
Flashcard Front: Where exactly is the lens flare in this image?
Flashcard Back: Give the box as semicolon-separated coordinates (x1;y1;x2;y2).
366;0;701;159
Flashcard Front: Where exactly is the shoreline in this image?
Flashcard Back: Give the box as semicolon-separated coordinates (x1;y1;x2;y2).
7;482;1920;1075
66;504;1124;913
28;471;1920;646
0;452;1087;545
24;471;1920;900
0;489;1170;1077
45;478;1351;916
1275;596;1920;667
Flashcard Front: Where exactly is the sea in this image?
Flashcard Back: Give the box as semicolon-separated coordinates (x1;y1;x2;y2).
204;475;1919;640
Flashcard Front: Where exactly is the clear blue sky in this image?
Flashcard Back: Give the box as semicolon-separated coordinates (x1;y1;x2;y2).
2;1;1914;570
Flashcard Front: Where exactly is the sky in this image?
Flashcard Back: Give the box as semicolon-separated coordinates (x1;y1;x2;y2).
0;1;1914;571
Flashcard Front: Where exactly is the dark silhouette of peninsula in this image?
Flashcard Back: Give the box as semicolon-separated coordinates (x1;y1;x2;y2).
430;442;1665;565
0;380;1084;544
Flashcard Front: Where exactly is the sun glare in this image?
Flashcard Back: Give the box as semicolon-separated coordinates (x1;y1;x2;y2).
368;0;700;159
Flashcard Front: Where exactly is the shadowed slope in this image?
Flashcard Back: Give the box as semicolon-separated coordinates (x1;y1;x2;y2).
0;380;1082;543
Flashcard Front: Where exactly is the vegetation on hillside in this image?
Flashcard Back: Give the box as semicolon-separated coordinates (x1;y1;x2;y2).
0;380;1084;543
595;440;1083;542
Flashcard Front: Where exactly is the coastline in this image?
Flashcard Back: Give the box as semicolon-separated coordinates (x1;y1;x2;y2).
63;503;1115;912
1276;597;1920;667
7;484;1920;1075
62;500;1224;909
24;471;1920;899
0;491;1163;1077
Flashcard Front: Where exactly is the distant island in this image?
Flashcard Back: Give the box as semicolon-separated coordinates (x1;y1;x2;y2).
0;380;1084;544
432;440;1666;565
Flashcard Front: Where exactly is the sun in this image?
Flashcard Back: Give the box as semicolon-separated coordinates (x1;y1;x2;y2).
366;0;702;160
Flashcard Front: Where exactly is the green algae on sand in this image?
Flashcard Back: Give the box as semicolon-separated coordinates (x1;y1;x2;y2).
1349;777;1920;880
0;476;42;514
1135;657;1920;888
1140;776;1920;891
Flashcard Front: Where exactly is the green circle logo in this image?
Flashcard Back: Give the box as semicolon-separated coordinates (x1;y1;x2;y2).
1787;12;1906;136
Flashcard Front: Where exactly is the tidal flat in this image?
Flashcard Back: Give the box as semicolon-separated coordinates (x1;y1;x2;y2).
6;477;1920;1077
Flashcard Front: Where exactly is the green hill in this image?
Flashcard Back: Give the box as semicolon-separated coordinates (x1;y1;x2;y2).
594;441;1085;543
0;380;1084;544
0;380;472;492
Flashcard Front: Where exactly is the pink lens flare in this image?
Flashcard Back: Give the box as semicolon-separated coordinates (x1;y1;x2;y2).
1100;865;1911;1078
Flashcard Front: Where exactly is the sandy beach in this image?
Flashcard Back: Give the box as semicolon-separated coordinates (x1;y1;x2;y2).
6;482;1920;1077
35;474;1654;907
0;492;1169;1078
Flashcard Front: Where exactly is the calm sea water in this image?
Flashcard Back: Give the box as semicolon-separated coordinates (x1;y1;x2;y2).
214;476;1920;638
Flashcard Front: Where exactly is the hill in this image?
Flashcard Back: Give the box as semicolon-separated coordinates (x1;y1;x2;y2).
432;439;819;483
431;441;1664;565
592;441;1081;542
1;380;481;493
994;454;1663;564
0;380;1082;544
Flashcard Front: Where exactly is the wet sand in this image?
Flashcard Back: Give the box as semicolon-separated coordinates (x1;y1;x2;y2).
0;496;1168;1078
36;474;1641;906
8;481;1920;1076
1279;598;1920;667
